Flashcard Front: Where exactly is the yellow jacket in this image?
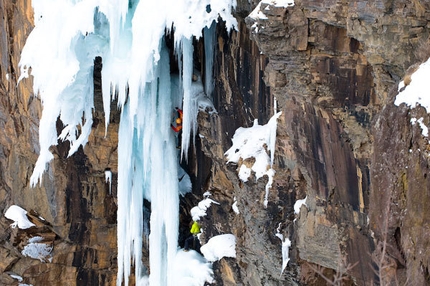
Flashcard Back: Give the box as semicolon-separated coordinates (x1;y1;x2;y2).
190;221;200;235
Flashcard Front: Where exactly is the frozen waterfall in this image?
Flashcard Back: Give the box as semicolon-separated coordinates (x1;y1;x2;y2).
18;0;237;285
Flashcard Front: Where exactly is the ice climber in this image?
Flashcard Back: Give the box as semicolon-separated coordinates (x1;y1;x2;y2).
171;107;183;148
171;107;183;132
184;220;201;252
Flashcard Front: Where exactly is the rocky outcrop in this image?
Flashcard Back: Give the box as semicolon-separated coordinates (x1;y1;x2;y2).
1;0;430;285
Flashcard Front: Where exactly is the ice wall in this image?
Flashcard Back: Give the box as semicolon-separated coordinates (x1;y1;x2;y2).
19;0;237;285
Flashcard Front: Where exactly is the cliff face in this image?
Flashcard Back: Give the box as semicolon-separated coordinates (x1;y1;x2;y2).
197;0;430;284
0;1;119;285
1;0;430;285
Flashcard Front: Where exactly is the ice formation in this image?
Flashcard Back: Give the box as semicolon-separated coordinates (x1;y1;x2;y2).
18;0;237;285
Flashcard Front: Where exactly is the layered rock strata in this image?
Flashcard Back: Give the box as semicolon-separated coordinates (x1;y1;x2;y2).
1;0;430;285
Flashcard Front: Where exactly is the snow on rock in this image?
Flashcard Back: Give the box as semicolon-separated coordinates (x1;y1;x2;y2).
395;59;430;143
21;236;52;262
225;112;282;207
411;117;429;141
105;169;112;194
248;0;295;27
10;274;23;282
294;196;307;214
275;226;291;274
190;196;220;221
200;234;236;262
232;197;240;214
395;59;430;113
248;2;268;21
4;205;35;229
262;0;294;7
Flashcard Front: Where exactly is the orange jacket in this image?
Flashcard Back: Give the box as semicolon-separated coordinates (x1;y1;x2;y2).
171;109;183;132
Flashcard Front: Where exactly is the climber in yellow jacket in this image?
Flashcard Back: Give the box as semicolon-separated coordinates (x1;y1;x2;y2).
184;220;201;252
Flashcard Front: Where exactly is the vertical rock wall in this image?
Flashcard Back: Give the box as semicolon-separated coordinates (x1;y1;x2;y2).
1;0;430;285
195;0;430;285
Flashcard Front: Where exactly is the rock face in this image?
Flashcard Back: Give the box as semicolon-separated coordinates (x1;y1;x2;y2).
1;0;430;285
0;1;119;285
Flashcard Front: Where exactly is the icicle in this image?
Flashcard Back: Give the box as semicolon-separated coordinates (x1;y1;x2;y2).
203;21;216;97
180;37;194;161
116;101;134;286
147;40;179;286
267;111;282;167
275;226;291;275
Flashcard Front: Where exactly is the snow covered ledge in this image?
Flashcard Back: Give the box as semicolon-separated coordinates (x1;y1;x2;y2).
225;112;282;207
5;205;35;229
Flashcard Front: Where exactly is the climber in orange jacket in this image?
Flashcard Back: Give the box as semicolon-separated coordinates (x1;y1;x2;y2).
171;107;183;148
171;107;183;132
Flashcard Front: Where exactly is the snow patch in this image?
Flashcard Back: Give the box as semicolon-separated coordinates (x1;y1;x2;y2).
172;249;214;285
4;205;35;229
200;234;236;262
232;197;240;214
225;112;282;207
411;117;429;139
294;196;307;214
395;59;430;113
21;236;52;262
105;169;112;194
262;0;294;7
10;274;23;282
190;196;220;221
248;2;268;20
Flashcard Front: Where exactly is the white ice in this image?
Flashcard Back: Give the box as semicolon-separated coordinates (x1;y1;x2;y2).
275;225;291;275
19;0;237;285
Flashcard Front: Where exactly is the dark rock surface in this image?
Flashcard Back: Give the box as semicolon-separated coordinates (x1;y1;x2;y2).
1;0;430;285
